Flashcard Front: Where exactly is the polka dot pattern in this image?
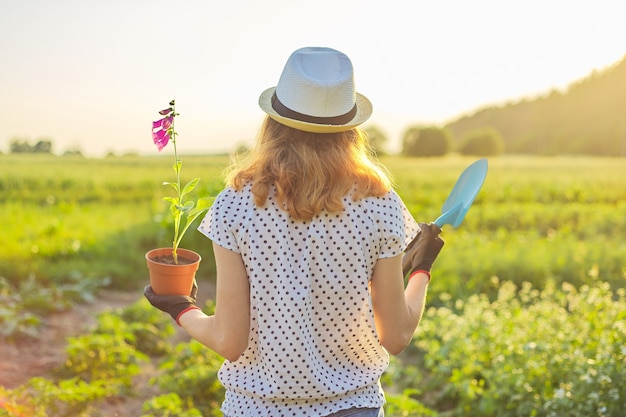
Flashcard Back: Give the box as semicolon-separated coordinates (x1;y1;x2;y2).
198;183;419;416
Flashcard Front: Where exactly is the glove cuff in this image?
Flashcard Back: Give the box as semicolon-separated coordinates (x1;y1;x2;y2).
175;305;202;326
408;269;431;283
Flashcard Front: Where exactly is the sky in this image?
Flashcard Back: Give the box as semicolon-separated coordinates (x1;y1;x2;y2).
1;0;625;157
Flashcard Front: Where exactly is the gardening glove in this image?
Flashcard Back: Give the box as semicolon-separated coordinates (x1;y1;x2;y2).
402;223;445;279
144;280;200;325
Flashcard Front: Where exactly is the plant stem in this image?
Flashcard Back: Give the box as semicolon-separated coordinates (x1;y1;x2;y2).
171;102;181;264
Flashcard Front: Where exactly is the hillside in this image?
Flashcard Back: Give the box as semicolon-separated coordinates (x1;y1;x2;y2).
445;55;626;156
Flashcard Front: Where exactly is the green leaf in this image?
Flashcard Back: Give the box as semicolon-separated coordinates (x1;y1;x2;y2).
185;211;206;226
162;197;179;206
196;197;214;209
175;201;194;213
187;198;213;217
162;181;179;192
181;178;200;197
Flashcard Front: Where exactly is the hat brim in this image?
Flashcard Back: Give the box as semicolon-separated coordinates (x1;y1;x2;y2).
258;87;373;133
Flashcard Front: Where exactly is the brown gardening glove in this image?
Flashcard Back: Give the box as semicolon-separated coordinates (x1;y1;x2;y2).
144;280;199;325
402;223;445;278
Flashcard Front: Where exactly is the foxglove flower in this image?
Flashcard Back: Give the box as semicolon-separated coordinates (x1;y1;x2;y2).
150;100;212;263
152;115;173;151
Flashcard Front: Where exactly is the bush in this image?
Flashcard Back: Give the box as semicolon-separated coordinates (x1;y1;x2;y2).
390;279;626;416
63;333;148;389
141;393;203;417
364;125;389;156
459;128;505;156
60;300;175;384
153;340;225;417
402;126;452;157
0;377;112;417
384;388;437;416
108;299;176;356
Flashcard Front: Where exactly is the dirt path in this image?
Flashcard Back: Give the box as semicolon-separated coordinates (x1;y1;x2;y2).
0;290;145;390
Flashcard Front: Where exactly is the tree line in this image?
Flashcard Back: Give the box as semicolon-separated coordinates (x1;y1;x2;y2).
366;124;504;158
443;55;626;157
9;139;54;154
368;54;626;157
5;138;83;156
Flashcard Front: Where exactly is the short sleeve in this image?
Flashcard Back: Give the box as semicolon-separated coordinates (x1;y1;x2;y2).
197;187;242;253
375;190;420;259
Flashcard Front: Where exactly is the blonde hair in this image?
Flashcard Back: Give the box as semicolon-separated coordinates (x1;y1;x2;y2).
227;117;392;221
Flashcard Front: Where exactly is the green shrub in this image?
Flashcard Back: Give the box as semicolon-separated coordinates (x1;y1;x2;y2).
0;290;41;340
141;393;203;417
395;280;626;416
364;125;389;156
63;333;148;389
0;377;112;417
384;388;437;416
98;299;176;356
154;340;225;417
402;126;452;157
459;128;505;156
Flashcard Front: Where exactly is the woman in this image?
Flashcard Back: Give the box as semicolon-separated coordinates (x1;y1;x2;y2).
145;46;444;417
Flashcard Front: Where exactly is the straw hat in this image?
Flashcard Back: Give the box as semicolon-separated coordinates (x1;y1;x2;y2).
258;47;372;133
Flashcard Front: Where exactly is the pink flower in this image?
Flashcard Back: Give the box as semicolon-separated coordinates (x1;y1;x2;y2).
152;128;170;151
152;115;174;151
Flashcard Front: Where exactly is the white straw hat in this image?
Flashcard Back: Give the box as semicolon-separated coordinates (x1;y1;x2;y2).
259;47;372;133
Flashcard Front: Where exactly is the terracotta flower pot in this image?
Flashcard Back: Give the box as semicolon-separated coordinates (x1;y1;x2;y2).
146;248;201;295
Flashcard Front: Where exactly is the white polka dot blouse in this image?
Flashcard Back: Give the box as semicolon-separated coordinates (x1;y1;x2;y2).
198;183;419;416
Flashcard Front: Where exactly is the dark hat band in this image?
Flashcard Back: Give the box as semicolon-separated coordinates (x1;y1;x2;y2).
271;92;357;126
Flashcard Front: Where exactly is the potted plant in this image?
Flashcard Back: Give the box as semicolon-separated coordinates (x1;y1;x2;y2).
146;100;212;295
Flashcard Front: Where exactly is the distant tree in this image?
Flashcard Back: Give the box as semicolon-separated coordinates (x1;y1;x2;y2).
61;143;84;157
64;148;84;157
9;137;54;154
402;126;452;157
33;139;53;154
233;142;251;156
364;125;388;156
459;128;505;156
9;138;33;153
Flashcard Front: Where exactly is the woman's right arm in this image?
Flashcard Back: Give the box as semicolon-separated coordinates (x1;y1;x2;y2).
370;223;443;355
370;255;430;355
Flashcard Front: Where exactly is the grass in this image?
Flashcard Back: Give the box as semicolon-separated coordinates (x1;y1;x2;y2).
384;155;626;301
0;154;228;288
1;153;625;416
1;153;624;293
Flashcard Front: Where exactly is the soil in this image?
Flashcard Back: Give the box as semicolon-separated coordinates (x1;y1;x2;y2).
0;284;215;416
149;254;197;265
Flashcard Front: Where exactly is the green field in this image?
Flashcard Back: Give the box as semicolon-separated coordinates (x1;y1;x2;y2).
1;154;625;416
